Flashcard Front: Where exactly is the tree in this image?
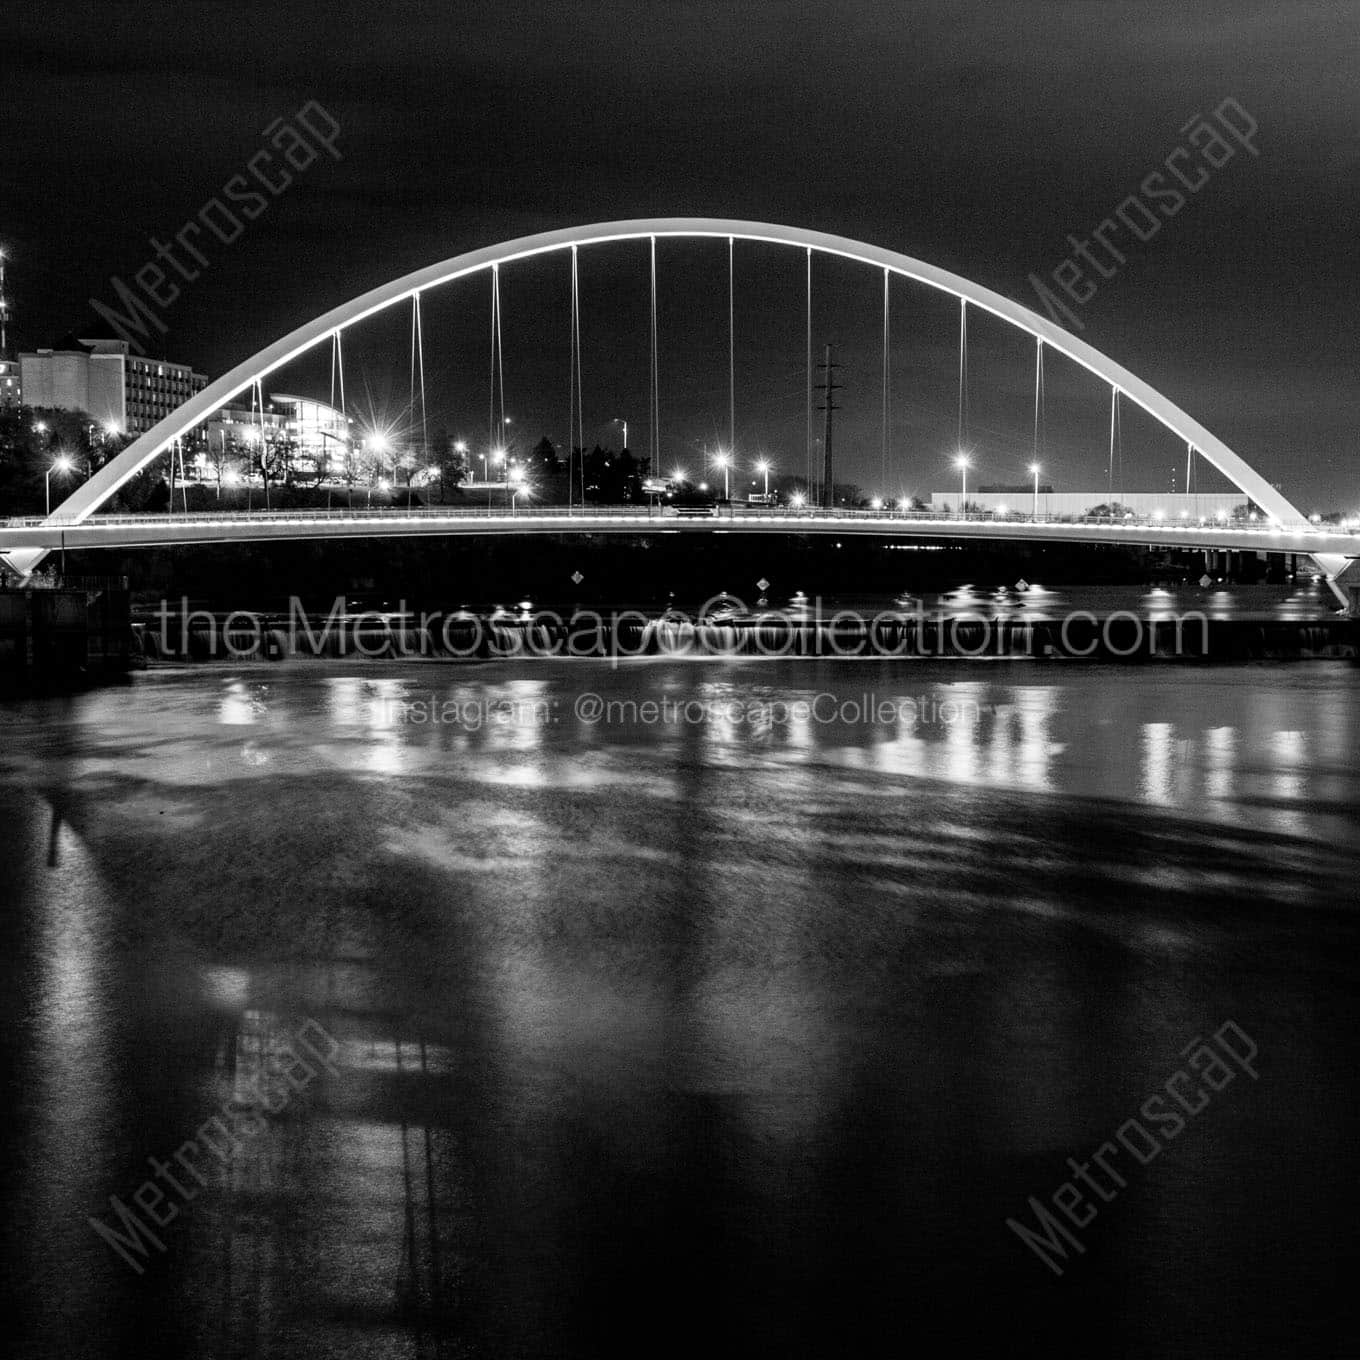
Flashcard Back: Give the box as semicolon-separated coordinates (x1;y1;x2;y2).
525;435;561;478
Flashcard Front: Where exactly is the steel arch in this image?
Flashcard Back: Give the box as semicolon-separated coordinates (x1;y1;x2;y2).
3;217;1311;577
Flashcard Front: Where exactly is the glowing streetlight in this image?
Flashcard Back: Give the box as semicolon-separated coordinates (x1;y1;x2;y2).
1028;462;1041;520
46;454;74;514
509;464;532;515
870;497;883;511
670;468;687;485
493;446;507;483
102;420;121;440
790;491;806;511
713;449;731;500
954;454;970;516
755;459;770;497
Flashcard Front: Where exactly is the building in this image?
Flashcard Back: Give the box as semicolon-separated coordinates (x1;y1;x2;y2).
19;336;208;435
0;357;18;407
928;490;1248;520
0;247;17;406
271;393;351;473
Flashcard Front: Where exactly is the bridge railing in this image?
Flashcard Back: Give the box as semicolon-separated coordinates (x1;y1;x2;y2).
3;503;1356;537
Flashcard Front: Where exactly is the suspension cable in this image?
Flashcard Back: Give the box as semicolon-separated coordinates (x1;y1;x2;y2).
728;235;735;456
1108;386;1125;503
412;292;428;460
488;267;497;455
881;267;890;493
567;252;575;510
488;265;505;460
569;245;584;508
1033;337;1044;467
957;298;969;450
805;247;812;489
649;236;659;478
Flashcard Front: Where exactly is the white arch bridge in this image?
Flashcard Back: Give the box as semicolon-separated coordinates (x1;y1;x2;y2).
4;218;1354;600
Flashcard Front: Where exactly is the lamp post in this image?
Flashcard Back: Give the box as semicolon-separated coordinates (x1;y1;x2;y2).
714;450;730;500
46;455;74;515
756;459;770;498
614;416;628;449
1028;462;1041;520
954;454;970;517
509;466;530;516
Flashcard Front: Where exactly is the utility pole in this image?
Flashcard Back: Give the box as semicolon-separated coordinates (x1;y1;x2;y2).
815;343;840;509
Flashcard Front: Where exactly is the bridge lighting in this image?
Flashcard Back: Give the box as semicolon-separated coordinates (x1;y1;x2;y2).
712;450;731;499
45;454;75;515
954;454;970;516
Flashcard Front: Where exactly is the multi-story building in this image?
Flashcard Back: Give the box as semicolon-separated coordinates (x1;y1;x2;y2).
0;356;19;407
19;336;207;435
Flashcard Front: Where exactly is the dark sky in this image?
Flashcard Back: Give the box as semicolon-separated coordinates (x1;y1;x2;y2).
4;0;1358;506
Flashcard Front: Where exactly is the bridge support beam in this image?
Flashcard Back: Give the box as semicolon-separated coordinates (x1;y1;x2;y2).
1316;554;1360;615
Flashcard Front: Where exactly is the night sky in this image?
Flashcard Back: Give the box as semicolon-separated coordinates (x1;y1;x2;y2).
4;1;1358;506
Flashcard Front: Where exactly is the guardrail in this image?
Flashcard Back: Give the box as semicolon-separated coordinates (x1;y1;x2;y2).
5;503;1358;536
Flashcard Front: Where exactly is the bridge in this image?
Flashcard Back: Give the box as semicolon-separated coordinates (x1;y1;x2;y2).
5;218;1354;602
3;504;1357;559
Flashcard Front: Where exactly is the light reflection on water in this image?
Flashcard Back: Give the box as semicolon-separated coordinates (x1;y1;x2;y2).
1;661;1358;1357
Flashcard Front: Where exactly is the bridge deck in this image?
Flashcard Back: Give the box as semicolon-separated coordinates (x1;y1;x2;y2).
2;506;1356;557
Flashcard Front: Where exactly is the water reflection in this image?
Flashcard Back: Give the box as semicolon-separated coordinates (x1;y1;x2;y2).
2;663;1358;1357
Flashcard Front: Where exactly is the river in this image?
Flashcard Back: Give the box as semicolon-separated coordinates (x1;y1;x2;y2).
2;659;1357;1358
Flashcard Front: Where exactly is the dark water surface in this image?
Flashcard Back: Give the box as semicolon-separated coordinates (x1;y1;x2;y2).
2;660;1357;1358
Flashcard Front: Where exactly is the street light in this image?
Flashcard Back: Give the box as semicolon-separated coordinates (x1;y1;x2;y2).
46;454;74;514
790;491;806;511
954;454;970;516
713;449;731;500
509;465;531;516
756;459;770;497
613;416;628;449
1028;462;1041;520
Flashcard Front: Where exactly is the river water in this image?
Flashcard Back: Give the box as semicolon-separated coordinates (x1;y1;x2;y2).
2;659;1357;1358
